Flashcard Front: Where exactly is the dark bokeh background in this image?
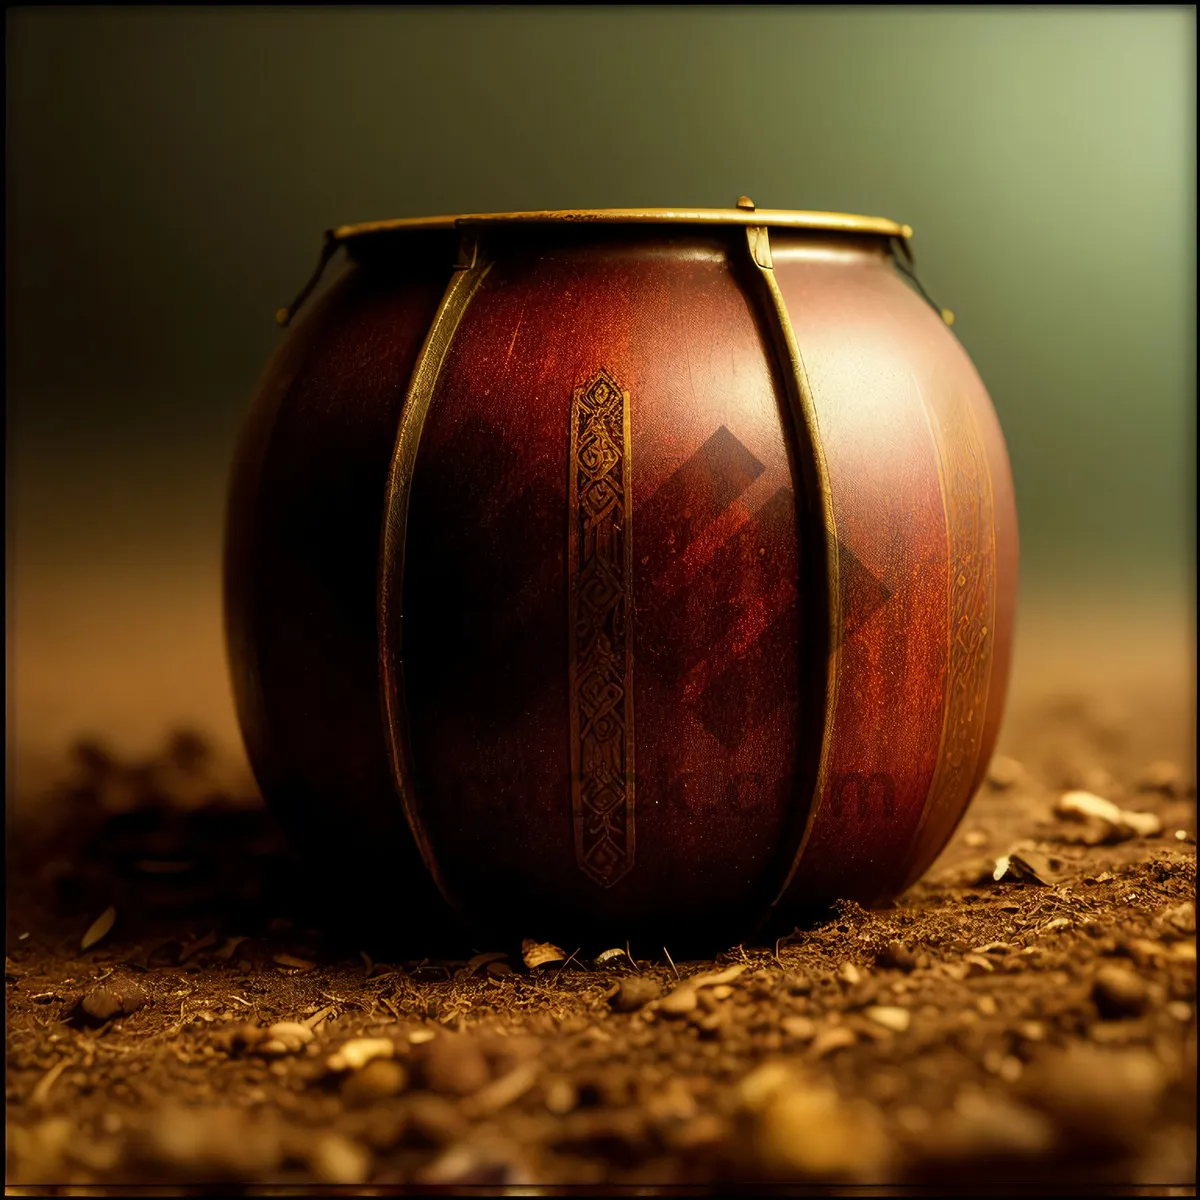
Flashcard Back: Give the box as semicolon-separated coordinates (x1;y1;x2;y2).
6;6;1195;772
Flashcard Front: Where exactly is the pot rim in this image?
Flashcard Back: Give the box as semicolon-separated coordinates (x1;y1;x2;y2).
331;205;913;244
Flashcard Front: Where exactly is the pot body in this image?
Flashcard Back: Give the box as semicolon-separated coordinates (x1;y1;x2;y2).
225;217;1017;948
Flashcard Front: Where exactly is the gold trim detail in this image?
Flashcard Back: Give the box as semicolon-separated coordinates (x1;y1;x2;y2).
279;203;911;328
377;230;493;908
568;369;636;888
740;226;843;913
334;207;911;243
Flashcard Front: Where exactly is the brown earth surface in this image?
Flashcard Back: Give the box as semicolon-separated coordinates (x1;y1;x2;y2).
5;591;1197;1195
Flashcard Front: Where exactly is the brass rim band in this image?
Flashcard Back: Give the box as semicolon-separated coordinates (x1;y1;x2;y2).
741;225;843;919
333;206;912;243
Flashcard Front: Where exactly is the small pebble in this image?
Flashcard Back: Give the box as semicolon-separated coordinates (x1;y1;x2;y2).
328;1038;395;1072
609;977;661;1013
998;1056;1023;1083
1019;1045;1164;1150
217;1022;266;1054
308;1132;371;1185
986;755;1025;789
784;973;813;996
659;986;699;1017
809;1026;857;1059
267;1021;314;1047
405;1094;468;1146
80;988;124;1024
876;942;916;972
260;1021;315;1056
864;1006;910;1033
751;1080;891;1181
919;1094;1054;1164
342;1059;407;1108
1139;760;1186;795
780;1015;816;1041
1092;966;1149;1019
544;1077;578;1116
418;1034;490;1095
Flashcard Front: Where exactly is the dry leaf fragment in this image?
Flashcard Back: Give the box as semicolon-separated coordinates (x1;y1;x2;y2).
1119;810;1162;837
1058;790;1124;823
1058;791;1164;838
464;1061;539;1117
178;932;218;963
687;963;749;989
213;936;247;961
31;1058;72;1108
273;953;316;971
465;952;509;975
993;851;1053;885
81;906;117;951
521;940;566;969
303;1004;337;1031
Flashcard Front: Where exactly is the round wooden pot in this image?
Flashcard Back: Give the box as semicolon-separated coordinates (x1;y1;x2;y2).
225;202;1018;950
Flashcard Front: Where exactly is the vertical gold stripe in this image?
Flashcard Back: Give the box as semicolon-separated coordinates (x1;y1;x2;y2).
378;233;492;908
568;369;636;887
742;227;843;912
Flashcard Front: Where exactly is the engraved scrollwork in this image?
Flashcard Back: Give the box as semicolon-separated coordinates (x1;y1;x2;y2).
569;369;635;887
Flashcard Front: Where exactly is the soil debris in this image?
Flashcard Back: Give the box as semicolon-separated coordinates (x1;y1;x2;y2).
5;708;1195;1190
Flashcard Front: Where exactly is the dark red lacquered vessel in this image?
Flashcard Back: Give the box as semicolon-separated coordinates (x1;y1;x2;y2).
224;202;1018;950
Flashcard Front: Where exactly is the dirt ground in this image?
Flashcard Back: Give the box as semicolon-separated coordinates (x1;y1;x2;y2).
6;656;1197;1194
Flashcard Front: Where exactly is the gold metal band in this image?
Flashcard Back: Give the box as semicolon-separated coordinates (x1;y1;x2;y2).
377;230;493;910
333;206;911;244
741;224;843;917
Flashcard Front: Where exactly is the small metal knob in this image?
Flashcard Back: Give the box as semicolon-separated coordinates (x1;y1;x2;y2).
736;196;756;210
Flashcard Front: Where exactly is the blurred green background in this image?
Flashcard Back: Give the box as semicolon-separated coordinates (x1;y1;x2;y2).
5;6;1195;765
